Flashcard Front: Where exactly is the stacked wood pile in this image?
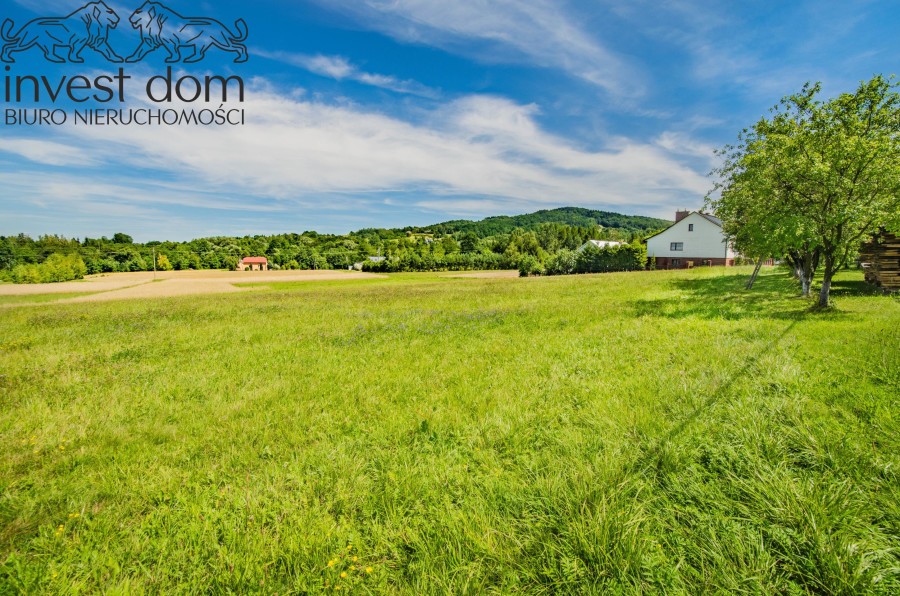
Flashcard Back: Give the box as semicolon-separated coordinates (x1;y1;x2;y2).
860;231;900;291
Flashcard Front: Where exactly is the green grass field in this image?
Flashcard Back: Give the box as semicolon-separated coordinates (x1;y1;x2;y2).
1;267;898;594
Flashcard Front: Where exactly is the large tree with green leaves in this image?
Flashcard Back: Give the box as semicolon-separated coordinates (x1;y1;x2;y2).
709;75;900;306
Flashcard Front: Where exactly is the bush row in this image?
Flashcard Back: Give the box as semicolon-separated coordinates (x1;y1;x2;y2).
7;253;87;284
362;252;516;272
520;244;648;277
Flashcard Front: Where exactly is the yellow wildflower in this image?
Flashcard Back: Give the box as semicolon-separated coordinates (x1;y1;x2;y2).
327;560;335;567
352;556;358;562
366;567;373;574
340;572;347;579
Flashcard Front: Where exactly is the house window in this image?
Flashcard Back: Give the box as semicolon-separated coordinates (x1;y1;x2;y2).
688;224;694;231
670;242;684;251
672;259;681;267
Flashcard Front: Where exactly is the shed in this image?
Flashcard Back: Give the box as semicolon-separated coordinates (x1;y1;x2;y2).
237;257;268;271
860;231;900;291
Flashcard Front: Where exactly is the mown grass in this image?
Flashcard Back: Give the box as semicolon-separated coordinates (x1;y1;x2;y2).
0;267;898;594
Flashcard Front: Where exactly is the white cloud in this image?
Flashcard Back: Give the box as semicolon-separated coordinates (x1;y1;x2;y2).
655;132;717;161
5;80;711;225
609;0;848;103
310;0;643;97
0;139;97;167
295;54;354;79
255;50;440;98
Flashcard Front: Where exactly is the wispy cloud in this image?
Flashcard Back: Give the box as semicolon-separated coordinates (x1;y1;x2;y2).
310;0;643;98
0;139;98;167
610;0;870;104
2;79;710;235
255;50;441;99
11;0;132;20
11;0;77;13
654;132;717;161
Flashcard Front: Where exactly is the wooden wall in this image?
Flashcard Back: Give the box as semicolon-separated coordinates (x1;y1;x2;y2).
860;231;900;291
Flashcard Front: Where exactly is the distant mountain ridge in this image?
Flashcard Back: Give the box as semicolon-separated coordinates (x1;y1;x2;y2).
417;207;672;237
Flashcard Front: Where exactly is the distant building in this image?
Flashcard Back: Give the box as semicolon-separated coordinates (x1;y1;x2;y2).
646;211;735;269
577;240;624;252
237;257;268;271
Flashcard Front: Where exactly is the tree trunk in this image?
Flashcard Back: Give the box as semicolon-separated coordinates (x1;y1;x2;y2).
818;255;836;308
785;249;817;298
796;256;814;297
799;271;811;297
787;248;818;297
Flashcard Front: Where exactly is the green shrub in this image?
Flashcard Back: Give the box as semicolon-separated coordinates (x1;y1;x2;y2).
11;264;43;284
518;255;544;277
575;243;647;273
157;254;174;271
545;249;577;275
10;253;87;284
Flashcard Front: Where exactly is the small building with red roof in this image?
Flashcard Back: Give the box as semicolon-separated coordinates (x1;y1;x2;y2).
237;257;268;271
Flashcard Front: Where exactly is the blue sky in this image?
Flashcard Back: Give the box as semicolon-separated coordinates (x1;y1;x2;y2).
1;0;898;241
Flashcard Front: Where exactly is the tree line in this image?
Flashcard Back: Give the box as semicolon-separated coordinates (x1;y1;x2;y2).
1;215;665;283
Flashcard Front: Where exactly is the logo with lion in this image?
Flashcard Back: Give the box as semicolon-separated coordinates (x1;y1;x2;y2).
1;1;123;63
125;2;248;63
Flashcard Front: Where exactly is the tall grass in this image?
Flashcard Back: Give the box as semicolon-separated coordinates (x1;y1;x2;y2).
0;267;898;593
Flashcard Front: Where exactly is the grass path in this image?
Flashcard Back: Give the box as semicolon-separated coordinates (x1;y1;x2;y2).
0;293;105;307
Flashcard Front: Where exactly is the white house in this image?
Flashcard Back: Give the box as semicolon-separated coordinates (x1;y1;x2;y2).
646;211;735;269
577;240;624;252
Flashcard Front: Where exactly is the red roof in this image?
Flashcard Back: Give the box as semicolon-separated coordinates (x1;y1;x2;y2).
241;257;268;264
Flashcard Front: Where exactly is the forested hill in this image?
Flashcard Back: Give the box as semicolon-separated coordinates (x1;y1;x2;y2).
422;207;671;237
2;206;672;281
